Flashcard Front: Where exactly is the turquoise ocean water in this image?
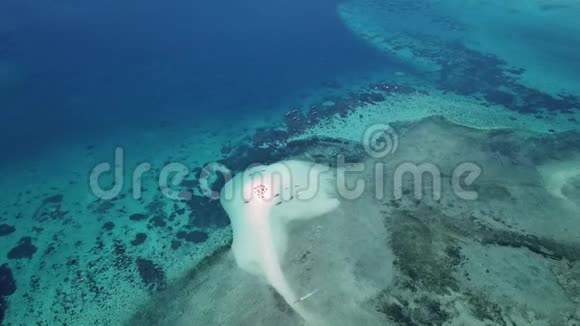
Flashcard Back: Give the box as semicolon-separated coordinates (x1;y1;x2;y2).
1;1;580;325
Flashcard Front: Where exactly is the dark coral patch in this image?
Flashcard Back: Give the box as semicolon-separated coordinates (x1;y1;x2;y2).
130;213;147;221
186;197;229;228
0;264;16;324
1;297;8;322
0;224;15;237
7;237;37;260
131;233;147;246
33;197;68;222
136;258;166;292
66;257;79;267
102;222;115;231
171;240;182;250
0;264;16;297
92;200;115;215
176;230;208;244
181;177;200;190
484;90;517;109
43;194;63;204
112;239;131;270
430;41;580;114
149;216;166;228
252;128;289;148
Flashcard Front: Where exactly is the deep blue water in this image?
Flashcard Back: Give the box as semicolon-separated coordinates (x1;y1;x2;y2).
0;0;396;160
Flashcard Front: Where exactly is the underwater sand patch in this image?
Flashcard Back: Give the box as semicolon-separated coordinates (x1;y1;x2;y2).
538;157;580;208
128;116;580;325
562;176;580;206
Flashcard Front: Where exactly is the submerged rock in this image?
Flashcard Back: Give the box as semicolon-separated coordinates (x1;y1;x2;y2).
102;221;115;231
0;264;16;297
0;264;16;324
7;237;37;260
176;230;208;244
0;224;15;237
130;233;147;246
129;213;147;221
136;258;166;292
